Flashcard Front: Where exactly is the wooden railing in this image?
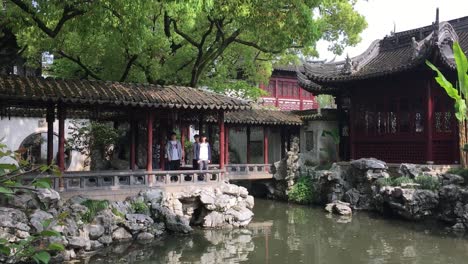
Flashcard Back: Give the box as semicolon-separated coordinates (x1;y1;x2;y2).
22;169;226;191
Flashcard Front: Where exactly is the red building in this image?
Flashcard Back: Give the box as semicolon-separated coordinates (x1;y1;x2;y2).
260;66;318;111
298;14;468;164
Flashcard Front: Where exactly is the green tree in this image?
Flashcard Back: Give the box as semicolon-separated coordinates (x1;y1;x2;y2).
426;42;468;166
3;0;366;98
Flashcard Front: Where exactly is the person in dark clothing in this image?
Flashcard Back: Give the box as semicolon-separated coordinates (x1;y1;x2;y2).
192;134;200;170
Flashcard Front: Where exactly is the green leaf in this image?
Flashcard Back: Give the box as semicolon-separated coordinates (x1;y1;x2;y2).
32;178;52;189
40;230;61;237
0;186;14;194
32;251;51;264
426;60;460;100
453;42;468;96
0;164;17;171
46;243;64;251
0;244;11;255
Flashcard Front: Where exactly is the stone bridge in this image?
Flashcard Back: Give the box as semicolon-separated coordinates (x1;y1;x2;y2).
23;164;273;201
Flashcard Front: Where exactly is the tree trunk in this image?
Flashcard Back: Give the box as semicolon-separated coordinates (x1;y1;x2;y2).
460;120;467;168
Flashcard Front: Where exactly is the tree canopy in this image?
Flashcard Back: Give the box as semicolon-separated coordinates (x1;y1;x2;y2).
3;0;366;98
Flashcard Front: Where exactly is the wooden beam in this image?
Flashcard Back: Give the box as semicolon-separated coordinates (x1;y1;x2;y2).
46;105;55;166
219;112;225;169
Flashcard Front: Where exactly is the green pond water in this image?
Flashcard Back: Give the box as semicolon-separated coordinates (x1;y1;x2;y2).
86;199;468;264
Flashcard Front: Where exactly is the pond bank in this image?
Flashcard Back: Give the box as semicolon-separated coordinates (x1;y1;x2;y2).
0;183;254;263
263;158;468;233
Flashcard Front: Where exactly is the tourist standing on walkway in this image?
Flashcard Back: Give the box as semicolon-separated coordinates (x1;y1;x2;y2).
192;134;200;170
198;134;211;170
166;132;182;170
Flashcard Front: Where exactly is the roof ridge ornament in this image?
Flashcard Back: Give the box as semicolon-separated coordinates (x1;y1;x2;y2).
341;54;354;75
432;8;440;42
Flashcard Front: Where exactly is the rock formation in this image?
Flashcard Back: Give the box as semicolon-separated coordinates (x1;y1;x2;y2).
0;183;254;263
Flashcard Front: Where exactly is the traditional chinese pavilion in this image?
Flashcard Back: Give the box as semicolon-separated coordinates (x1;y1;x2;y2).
298;12;468;164
260;66;317;111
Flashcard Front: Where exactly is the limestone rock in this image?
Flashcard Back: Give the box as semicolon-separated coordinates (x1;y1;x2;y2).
325;201;352;215
90;240;103;250
0;207;30;232
125;214;154;233
351;158;387;171
86;224;105;240
399;163;421;178
442;174;464;186
68;236;90;249
136;232;154;240
98;235;113;245
112;227;132;241
36;188;61;208
203;211;226;228
29;209;53;233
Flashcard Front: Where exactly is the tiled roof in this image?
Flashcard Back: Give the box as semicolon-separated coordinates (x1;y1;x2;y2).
0;75;250;110
294;109;338;121
299;15;468;91
206;109;303;125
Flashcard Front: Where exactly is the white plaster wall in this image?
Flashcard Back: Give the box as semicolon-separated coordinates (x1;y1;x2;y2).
300;120;338;164
0;117;88;171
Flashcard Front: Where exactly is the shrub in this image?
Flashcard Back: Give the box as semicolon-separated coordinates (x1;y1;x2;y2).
288;176;315;204
375;177;394;187
131;200;150;215
415;175;440;191
392;177;414;187
81;199;109;223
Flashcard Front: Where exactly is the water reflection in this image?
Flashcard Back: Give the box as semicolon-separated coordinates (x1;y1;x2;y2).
86;199;468;264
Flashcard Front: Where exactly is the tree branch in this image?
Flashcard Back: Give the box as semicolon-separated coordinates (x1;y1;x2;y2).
170;18;200;47
9;0;86;38
57;50;101;80
119;54;138;82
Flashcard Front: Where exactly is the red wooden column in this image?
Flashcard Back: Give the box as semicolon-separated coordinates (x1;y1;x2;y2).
129;115;136;170
225;125;229;164
46;105;55;166
218;112;225;169
263;126;269;166
246;126;251;163
146;112;154;183
426;82;434;163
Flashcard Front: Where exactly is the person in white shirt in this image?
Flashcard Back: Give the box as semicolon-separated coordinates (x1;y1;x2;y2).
165;132;183;170
197;134;211;170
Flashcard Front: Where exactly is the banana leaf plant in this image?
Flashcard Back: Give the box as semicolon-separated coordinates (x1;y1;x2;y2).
426;42;468;165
